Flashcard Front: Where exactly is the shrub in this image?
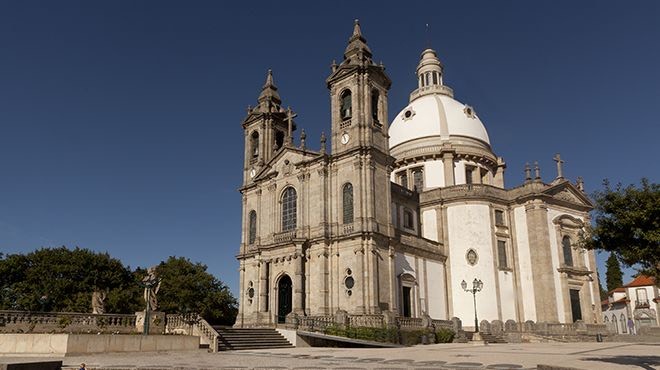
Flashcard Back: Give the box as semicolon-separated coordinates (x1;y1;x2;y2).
434;328;455;343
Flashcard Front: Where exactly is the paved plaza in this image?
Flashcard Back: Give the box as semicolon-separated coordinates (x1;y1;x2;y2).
2;342;660;369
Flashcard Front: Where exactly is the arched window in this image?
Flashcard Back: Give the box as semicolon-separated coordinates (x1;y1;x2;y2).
371;89;379;123
250;131;259;158
342;183;354;224
248;210;257;244
562;236;573;266
340;89;352;120
432;72;438;85
612;314;618;334
282;187;297;231
403;209;414;229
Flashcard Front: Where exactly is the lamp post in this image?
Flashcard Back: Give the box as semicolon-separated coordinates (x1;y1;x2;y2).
461;278;483;336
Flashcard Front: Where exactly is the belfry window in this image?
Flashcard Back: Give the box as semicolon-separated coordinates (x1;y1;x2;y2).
251;131;259;158
403;209;414;229
432;72;438;85
562;235;573;266
340;89;352;120
342;183;354;224
282;187;297;231
371;89;379;123
274;130;284;151
248;210;257;244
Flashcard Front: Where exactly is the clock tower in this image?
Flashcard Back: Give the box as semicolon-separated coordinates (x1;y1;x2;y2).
326;20;391;156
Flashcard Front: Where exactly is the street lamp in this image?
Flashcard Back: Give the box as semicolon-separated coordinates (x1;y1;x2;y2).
461;278;483;334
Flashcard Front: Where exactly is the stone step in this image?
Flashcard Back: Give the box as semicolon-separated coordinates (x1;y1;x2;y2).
214;327;293;351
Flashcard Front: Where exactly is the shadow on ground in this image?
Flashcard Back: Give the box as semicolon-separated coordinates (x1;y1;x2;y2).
582;355;660;370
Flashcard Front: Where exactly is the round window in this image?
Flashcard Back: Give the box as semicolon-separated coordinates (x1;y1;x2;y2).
247;287;255;298
404;110;412;118
344;276;355;289
346;268;352;276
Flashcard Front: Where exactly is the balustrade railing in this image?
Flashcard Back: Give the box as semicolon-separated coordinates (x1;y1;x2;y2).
349;314;383;328
273;230;297;243
166;313;219;352
397;317;423;328
0;310;136;334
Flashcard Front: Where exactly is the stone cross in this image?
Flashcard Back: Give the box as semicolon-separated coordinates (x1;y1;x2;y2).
286;107;294;145
553;153;565;179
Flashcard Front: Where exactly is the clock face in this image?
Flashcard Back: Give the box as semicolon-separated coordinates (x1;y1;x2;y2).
249;169;256;178
341;132;350;145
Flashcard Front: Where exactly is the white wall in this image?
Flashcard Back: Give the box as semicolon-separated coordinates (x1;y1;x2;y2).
427;260;447;319
422;209;438;241
447;204;498;325
498;270;517;321
453;161;466;185
513;206;537;321
425;160;445;189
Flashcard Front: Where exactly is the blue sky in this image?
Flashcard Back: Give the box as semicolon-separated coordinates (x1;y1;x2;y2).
1;1;658;295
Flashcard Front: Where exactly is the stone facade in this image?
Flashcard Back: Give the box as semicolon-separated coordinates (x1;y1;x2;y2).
234;21;602;329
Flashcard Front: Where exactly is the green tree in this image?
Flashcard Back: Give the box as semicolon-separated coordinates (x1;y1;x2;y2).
152;256;237;325
584;178;660;280
605;253;623;292
0;247;141;313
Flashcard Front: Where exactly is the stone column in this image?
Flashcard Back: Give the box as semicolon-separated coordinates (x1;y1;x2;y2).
354;243;366;314
293;247;305;315
494;157;506;188
258;260;268;313
442;151;455;186
525;200;558;322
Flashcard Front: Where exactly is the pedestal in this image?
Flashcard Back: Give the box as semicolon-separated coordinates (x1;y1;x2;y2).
135;311;165;334
470;331;487;345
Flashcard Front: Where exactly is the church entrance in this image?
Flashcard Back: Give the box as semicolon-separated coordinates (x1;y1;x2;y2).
569;289;582;322
277;275;292;324
402;286;412;317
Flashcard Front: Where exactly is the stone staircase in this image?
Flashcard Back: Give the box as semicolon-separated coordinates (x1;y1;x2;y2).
214;327;293;351
465;331;507;343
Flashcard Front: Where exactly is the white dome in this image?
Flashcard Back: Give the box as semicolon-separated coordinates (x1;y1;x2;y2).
389;94;490;149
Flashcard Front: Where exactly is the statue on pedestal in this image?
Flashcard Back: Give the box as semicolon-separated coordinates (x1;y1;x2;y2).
91;290;106;314
142;267;161;311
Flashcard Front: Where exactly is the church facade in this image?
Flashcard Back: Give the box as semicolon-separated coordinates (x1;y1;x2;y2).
234;22;603;329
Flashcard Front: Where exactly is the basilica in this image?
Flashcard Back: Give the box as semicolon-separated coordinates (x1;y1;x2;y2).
234;21;602;329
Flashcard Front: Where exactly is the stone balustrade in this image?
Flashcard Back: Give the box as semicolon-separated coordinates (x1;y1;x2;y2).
273;230;297;243
0;310;136;334
165;313;219;352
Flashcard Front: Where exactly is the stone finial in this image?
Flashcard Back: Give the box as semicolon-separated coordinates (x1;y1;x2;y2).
534;161;541;180
524;162;532;182
352;19;362;38
331;59;338;72
553;153;565;179
264;69;274;87
246;105;252;113
320;131;327;154
300;128;306;150
577;176;585;192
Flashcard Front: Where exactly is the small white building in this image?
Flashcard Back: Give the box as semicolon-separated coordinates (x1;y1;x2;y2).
602;275;659;333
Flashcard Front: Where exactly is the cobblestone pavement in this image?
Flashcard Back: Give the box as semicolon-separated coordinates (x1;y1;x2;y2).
2;342;659;369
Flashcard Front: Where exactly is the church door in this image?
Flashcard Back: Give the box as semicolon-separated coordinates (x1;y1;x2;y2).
277;275;292;324
569;289;582;322
402;286;412;317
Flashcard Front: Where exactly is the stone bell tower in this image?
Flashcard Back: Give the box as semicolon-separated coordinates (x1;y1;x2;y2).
241;70;295;185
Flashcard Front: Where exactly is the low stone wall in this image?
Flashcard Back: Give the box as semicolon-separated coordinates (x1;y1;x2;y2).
0;334;199;355
0;310;136;334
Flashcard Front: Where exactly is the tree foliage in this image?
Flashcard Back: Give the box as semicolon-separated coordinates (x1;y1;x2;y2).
0;247;140;313
584;178;660;280
152;256;237;325
0;248;238;326
605;253;623;292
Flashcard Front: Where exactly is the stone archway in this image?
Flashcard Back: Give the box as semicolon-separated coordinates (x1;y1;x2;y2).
277;275;292;324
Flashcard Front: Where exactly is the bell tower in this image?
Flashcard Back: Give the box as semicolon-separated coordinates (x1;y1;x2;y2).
241;70;295;185
326;20;391;155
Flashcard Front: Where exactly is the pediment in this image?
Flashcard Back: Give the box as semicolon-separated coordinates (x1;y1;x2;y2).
251;146;319;182
543;181;593;208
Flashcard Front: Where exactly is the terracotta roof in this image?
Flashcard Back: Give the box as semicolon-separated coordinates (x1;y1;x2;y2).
608;287;626;293
623;275;656;288
601;296;629;308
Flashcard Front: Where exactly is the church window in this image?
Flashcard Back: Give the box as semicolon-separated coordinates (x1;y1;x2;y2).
371;89;380;123
425;72;430;86
465;166;474;185
274;130;284;151
340;89;352;120
412;168;424;192
282;187;297;231
636;288;648;307
398;171;408;189
432;72;438;85
562;235;573;266
403;209;414;229
466;249;478;266
497;240;508;268
495;210;505;226
248;210;257;244
250;131;259;158
342;183;354;224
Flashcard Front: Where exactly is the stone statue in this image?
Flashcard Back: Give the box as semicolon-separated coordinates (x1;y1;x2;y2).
91;290;106;314
142;267;161;311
